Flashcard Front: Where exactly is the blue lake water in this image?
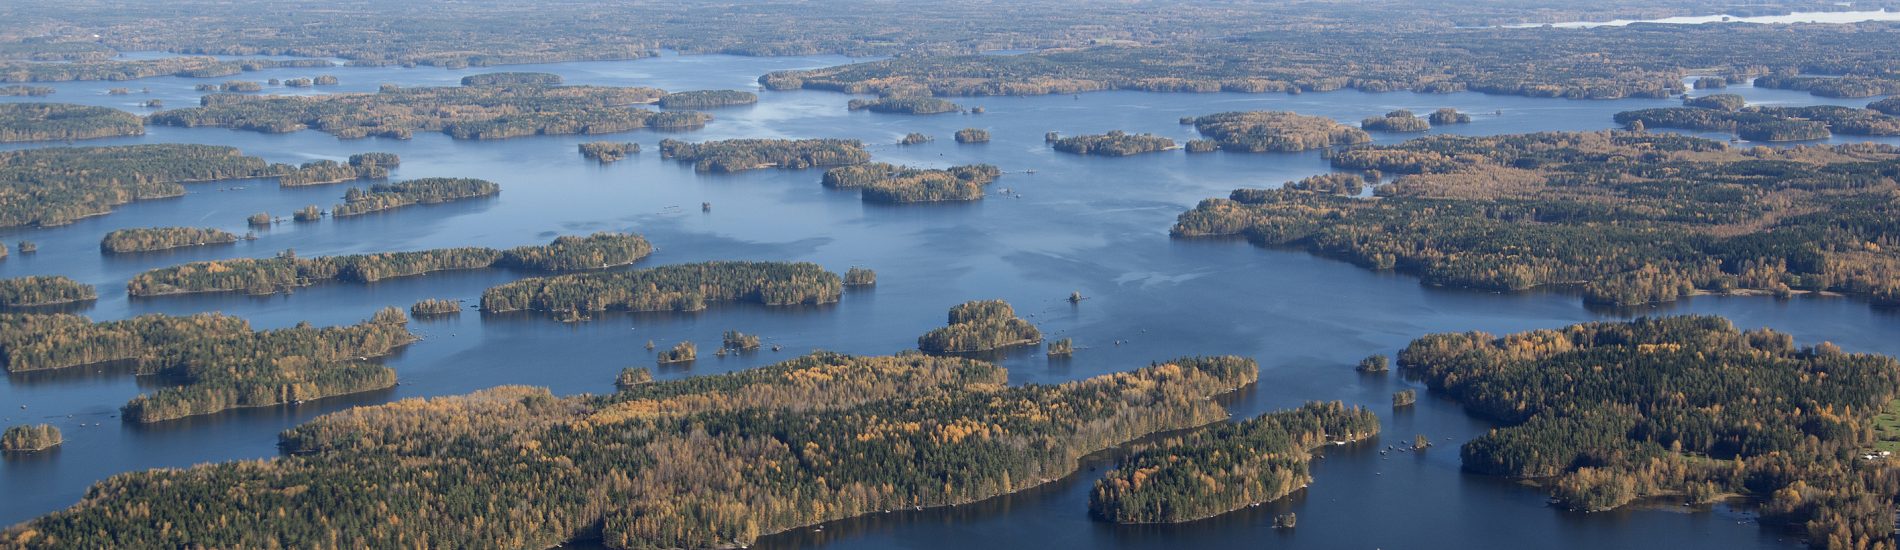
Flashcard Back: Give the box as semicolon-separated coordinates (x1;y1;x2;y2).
2;52;1897;548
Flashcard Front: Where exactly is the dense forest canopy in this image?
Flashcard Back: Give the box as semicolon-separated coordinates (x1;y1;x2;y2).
1174;130;1900;307
3;351;1259;548
1398;316;1900;548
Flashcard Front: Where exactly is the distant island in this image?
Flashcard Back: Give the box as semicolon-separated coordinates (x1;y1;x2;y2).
479;261;843;316
847;97;960;114
579;141;641;163
101;227;240;253
822;163;1001;203
332;177;500;217
128;232;651;296
1049;131;1174;156
1180;111;1369;152
1360;109;1430;132
658;90;758;109
659;138;869;173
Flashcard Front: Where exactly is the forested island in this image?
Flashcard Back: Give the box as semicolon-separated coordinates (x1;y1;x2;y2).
410;298;462;317
0;307;414;422
898;132;933;145
331;178;500;217
918;299;1041;353
1090;401;1379;523
658;138;869;172
0;102;144;142
657;90;758;109
1181;111;1370;152
1;424;61;452
1615;97;1900;141
579;141;640;163
147;82;710;140
100;227;239;253
0;275;97;307
1428;108;1471;125
460;72;563;86
0;144;406;228
128;232;651;296
278;159;390;187
844;266;876;286
847;97;961;114
122;308;416;423
1173;131;1900;307
1;351;1258;548
1399;316;1900;548
955;128;990;143
1049;131;1175;156
1360;109;1430;132
822;163;1002;203
0;85;54;96
480;260;841;316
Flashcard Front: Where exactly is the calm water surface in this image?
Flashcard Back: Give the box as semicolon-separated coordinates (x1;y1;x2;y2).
2;52;1897;549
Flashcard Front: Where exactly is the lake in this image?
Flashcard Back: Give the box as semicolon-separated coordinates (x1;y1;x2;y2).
3;52;1897;549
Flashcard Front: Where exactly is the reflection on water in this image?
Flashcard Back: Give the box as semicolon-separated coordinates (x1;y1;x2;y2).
0;50;1893;548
